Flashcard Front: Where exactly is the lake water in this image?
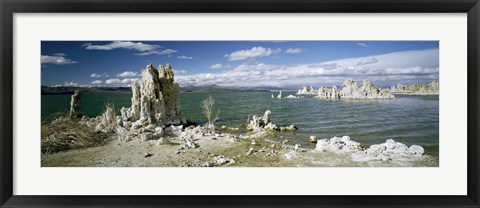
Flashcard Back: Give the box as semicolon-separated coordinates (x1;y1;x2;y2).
42;91;439;156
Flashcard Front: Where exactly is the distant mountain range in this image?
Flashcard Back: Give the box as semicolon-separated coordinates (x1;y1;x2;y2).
41;85;296;95
180;84;294;92
41;86;131;95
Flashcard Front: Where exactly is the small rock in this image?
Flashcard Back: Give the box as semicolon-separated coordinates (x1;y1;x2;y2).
155;137;170;145
239;134;250;139
246;148;254;156
213;155;235;166
144;153;153;158
284;152;294;160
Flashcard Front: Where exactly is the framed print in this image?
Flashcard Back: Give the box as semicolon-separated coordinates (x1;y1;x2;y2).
1;0;479;207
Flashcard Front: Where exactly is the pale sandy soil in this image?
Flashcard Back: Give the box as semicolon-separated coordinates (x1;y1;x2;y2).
42;135;290;167
41;134;439;167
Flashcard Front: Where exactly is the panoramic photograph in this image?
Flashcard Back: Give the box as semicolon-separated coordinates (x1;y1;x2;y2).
41;41;439;167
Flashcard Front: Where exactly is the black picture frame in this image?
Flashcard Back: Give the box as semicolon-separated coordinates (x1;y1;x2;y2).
1;0;479;207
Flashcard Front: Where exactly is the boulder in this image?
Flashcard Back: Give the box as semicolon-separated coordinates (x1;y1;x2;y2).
155;137;170;145
115;126;130;141
314;136;362;153
314;136;428;163
406;145;424;155
140;132;154;142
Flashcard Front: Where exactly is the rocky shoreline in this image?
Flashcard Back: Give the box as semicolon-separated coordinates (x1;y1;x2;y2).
42;64;438;167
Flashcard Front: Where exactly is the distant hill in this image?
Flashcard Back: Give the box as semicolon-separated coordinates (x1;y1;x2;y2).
41;84;296;95
41;86;131;95
179;84;294;92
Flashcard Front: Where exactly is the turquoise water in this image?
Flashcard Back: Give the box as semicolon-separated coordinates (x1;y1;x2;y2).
42;91;439;155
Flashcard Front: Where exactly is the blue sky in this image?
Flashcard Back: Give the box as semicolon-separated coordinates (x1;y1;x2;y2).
41;41;439;88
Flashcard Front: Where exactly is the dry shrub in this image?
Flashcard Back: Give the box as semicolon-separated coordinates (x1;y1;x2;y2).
41;111;69;125
41;118;110;155
201;95;220;129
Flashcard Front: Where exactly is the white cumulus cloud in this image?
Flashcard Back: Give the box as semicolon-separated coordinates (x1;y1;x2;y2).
83;41;177;56
41;54;77;65
91;80;102;85
210;64;230;69
105;78;139;85
53;81;81;87
285;48;304;54
90;73;108;78
175;48;439;87
173;69;187;75
83;41;160;52
225;46;281;61
105;79;122;85
178;55;193;60
121;78;139;84
135;49;178;56
357;57;378;65
357;42;370;47
117;71;137;78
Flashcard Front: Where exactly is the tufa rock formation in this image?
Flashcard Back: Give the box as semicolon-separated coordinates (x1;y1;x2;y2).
297;85;317;95
312;78;394;100
389;80;439;95
120;64;184;126
95;105;117;133
116;64;185;142
158;64;182;123
313;136;425;162
69;90;81;118
295;79;393;100
243;110;297;139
